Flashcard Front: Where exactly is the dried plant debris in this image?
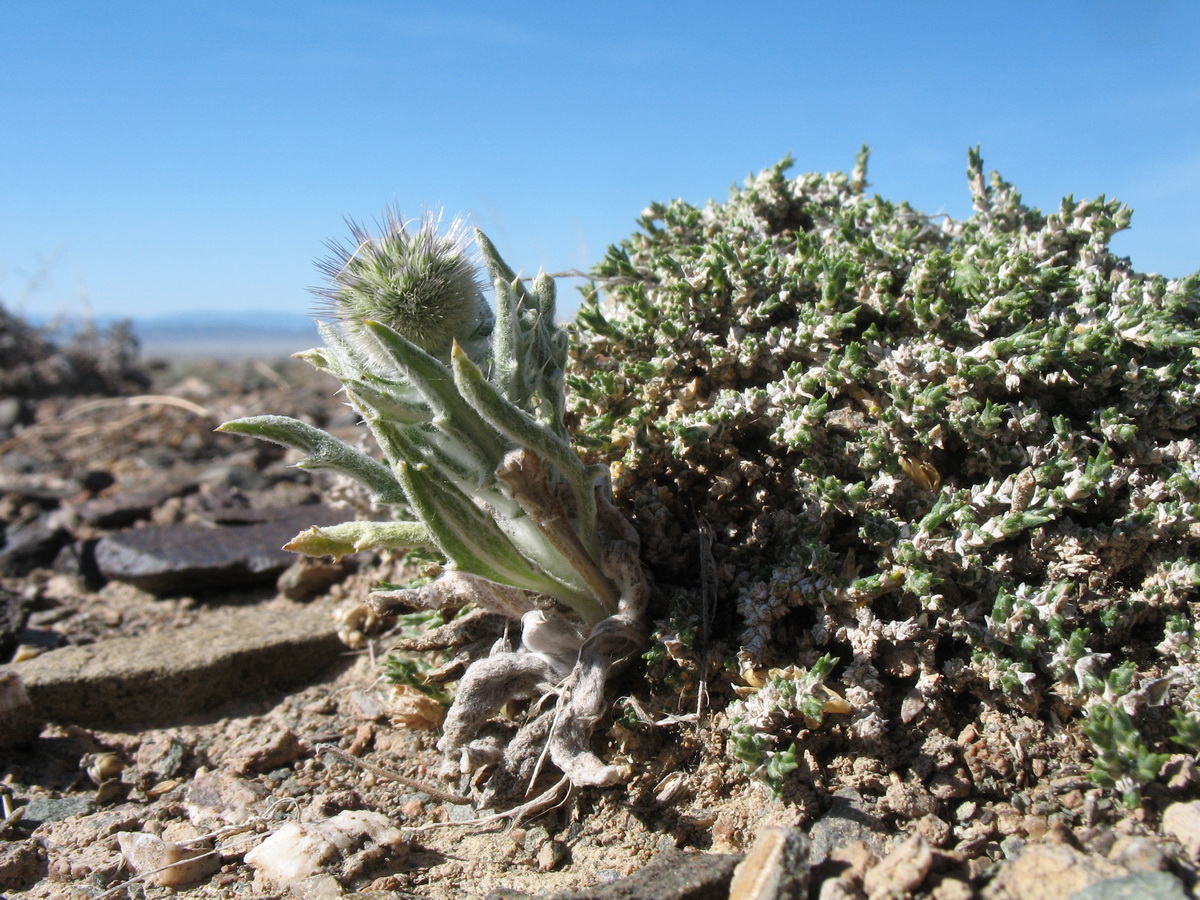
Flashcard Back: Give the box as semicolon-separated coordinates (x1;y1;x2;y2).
0;303;148;398
567;147;1199;799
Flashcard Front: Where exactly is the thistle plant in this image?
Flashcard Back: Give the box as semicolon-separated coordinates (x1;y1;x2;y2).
219;211;648;789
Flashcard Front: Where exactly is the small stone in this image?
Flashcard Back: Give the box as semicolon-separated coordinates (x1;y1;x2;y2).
930;877;974;900
912;814;953;848
224;725;305;775
928;768;972;801
184;770;271;828
135;735;190;783
278;556;352;602
1107;835;1165;872
545;849;740;900
881;779;938;818
244;810;406;897
1060;790;1085;811
728;827;809;900
993;803;1024;835
117;831;220;888
73;485;180;529
346;722;375;756
94;505;347;595
862;834;933;900
523;825;551;854
536;840;568;872
1023;815;1049;841
0;586;30;664
1163;755;1199;791
1068;870;1190;900
816;880;859;900
828;839;877;873
1161;800;1200;859
0;517;69;577
1000;836;1025;859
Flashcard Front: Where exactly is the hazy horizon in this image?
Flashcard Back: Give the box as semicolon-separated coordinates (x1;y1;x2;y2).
4;2;1197;326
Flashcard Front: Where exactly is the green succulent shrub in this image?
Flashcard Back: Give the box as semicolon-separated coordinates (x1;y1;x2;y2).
567;148;1200;800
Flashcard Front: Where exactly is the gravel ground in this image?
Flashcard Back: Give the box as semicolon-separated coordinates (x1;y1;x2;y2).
2;352;1199;899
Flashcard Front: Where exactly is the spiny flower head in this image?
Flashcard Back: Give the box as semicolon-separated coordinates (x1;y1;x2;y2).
315;208;492;359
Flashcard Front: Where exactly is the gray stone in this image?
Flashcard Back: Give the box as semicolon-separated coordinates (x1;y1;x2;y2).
0;517;69;577
0;585;29;662
16;795;96;828
94;504;347;595
2;602;342;727
509;849;742;900
73;485;185;529
808;788;889;864
1068;870;1190;900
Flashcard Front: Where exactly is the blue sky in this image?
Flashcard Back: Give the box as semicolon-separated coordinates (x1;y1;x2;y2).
2;1;1197;327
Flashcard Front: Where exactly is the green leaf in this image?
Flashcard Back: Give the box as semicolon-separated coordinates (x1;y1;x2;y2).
217;415;406;505
359;319;505;470
283;520;434;559
396;461;609;624
451;342;604;558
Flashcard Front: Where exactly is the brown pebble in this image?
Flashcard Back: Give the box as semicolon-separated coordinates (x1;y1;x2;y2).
883;777;938;818
1044;820;1079;847
829;839;878;877
994;805;1024;836
1058;790;1084;811
928;768;972;801
729;826;810;900
1162;800;1200;859
931;877;974;900
862;834;933;899
401;798;425;817
347;722;375;756
536;840;567;872
913;814;953;848
1023;815;1049;841
1107;835;1165;872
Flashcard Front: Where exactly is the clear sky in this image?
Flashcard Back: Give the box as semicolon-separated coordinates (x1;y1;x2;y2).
3;1;1197;327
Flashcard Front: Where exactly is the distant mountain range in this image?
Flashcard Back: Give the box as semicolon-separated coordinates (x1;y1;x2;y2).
32;310;324;361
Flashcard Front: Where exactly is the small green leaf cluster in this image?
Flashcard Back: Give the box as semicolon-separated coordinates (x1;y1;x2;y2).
726;654;837;794
1082;703;1170;807
568;147;1200;798
383;653;452;706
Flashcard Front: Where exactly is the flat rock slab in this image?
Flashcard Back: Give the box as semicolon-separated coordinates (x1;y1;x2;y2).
3;603;342;728
94;505;348;595
73;484;188;529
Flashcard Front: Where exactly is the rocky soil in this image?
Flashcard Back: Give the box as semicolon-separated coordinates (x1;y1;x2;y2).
2;315;1200;899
